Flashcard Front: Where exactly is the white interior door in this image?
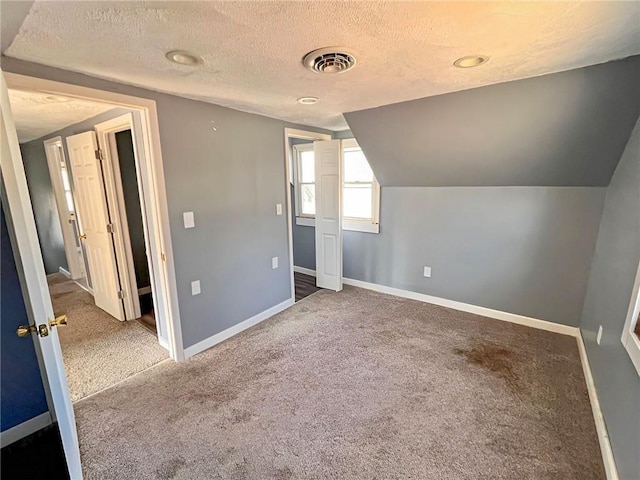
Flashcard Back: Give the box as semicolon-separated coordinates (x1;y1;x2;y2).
314;139;343;291
1;73;82;479
43;138;85;280
66;131;124;320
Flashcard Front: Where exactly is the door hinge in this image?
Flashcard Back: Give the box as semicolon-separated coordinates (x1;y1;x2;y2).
117;290;125;300
95;149;104;161
106;223;114;234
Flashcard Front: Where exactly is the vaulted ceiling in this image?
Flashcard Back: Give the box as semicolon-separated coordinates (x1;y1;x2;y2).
345;56;640;187
3;1;639;131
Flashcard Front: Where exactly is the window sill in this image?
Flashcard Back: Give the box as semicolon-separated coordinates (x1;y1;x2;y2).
343;221;380;234
295;217;380;234
295;217;315;227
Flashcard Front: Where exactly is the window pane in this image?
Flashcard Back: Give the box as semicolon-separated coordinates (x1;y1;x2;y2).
300;151;315;183
65;191;75;213
300;184;315;215
344;149;373;182
343;184;372;219
60;166;71;191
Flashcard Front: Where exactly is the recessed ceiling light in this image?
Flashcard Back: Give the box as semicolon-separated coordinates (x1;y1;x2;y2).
303;47;357;74
453;55;489;68
165;50;203;66
297;97;318;105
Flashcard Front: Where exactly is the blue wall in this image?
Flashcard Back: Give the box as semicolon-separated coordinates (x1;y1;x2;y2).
1;202;49;431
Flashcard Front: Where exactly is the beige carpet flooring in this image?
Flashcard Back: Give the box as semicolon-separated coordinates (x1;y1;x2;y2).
74;286;604;479
48;274;168;402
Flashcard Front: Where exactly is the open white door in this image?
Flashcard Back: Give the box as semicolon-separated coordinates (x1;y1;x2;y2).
314;139;343;291
43;138;85;280
66;132;124;320
1;74;82;478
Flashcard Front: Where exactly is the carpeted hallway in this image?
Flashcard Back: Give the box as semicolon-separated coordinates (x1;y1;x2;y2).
74;285;604;479
48;274;168;401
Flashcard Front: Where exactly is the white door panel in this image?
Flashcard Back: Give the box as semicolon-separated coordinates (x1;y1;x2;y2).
66;131;124;320
44;139;84;279
314;140;343;291
1;74;83;478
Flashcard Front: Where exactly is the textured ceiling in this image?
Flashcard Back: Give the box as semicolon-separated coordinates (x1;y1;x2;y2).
8;89;114;142
4;1;639;130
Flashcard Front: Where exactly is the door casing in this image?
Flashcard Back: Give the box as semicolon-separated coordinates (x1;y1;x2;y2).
3;71;184;361
283;128;332;300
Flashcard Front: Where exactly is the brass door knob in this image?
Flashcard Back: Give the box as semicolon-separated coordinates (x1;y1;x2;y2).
49;315;68;328
17;325;36;337
78;234;87;240
16;324;48;337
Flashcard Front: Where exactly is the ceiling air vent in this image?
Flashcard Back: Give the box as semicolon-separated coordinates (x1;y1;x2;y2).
303;47;357;74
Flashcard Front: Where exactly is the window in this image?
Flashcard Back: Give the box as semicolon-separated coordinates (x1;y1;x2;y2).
293;139;380;233
294;144;316;218
621;260;640;375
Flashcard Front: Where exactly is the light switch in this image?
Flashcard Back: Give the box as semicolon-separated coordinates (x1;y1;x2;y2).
272;257;278;269
276;203;283;216
183;212;195;229
191;280;201;295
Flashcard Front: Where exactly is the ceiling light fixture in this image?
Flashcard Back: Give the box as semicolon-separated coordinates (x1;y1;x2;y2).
303;47;357;74
165;50;203;66
297;97;318;105
453;55;489;68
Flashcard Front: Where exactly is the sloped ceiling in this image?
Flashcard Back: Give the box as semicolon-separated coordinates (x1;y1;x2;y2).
8;89;114;142
3;1;640;130
345;56;640;187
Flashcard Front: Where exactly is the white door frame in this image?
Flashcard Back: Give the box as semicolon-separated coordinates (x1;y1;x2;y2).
1;72;82;478
283;128;332;300
43;136;85;280
95;113;145;321
4;72;184;361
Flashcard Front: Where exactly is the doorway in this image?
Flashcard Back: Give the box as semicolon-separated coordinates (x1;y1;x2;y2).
9;91;170;401
283;128;332;301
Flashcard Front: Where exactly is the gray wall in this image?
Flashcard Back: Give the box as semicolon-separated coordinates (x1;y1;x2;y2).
344;187;605;327
20;141;67;274
579;118;640;480
19;107;132;276
3;57;330;349
345;55;640;187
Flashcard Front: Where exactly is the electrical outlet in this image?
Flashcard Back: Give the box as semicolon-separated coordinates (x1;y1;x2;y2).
191;280;201;296
423;266;432;278
272;257;278;269
596;325;603;345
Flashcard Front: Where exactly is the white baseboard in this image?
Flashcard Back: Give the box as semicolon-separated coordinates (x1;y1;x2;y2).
294;266;316;277
184;298;295;358
0;412;52;448
577;334;619;480
58;267;71;278
341;277;579;337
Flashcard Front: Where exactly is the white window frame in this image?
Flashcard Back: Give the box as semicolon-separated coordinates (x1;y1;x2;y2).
293;138;380;234
621;260;640;376
293;143;316;222
341;138;380;234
